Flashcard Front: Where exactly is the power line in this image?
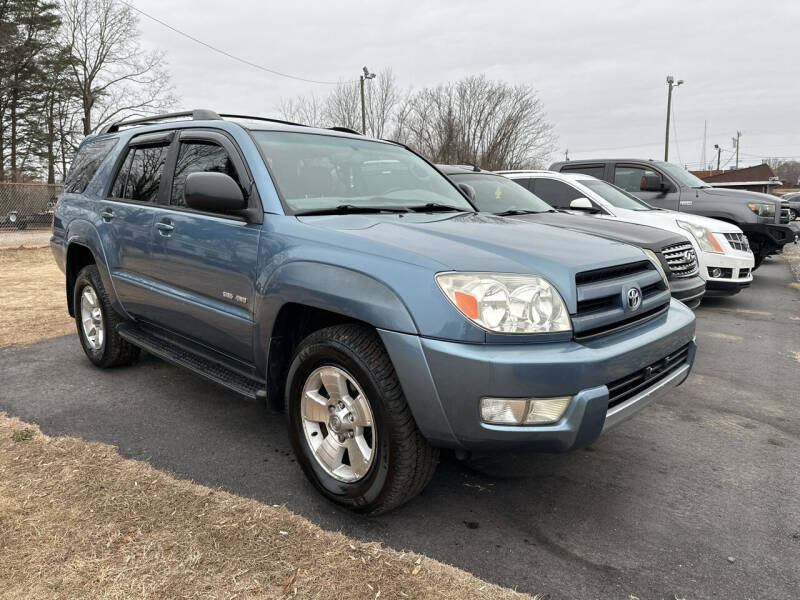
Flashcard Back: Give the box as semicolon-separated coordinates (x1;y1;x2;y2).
121;1;355;85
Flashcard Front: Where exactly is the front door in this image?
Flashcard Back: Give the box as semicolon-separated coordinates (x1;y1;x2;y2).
148;130;261;362
612;163;680;211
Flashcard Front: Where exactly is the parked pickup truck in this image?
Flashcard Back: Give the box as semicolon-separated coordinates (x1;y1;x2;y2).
440;165;707;307
549;158;796;268
52;110;697;514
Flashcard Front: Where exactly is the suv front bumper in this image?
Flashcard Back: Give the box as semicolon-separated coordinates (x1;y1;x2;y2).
379;299;696;452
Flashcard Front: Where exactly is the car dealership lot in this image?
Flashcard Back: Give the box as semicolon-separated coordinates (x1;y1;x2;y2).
1;248;798;600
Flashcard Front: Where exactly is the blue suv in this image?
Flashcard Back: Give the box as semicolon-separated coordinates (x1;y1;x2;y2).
51;110;697;513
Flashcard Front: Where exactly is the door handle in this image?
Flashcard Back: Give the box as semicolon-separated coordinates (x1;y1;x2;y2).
100;208;114;221
155;220;175;235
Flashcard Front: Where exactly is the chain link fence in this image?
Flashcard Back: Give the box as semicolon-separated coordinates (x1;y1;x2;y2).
0;183;61;248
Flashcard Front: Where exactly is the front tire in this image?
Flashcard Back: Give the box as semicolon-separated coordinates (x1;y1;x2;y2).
286;324;439;514
74;265;140;368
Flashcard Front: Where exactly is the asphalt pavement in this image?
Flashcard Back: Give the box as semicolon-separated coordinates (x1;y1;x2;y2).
1;253;798;600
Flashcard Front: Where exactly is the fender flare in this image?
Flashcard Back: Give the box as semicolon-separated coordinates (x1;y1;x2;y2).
65;219;130;319
254;261;418;346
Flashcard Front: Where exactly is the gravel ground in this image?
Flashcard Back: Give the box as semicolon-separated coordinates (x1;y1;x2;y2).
0;229;51;248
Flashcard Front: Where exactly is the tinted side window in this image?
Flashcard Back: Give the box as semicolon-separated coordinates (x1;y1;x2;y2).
110;150;135;198
560;164;605;179
614;166;659;193
509;178;534;191
171;142;241;206
110;145;168;202
63;138;117;193
531;178;585;209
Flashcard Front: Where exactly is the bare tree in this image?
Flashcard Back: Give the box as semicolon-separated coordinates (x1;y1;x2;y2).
278;92;325;127
60;0;176;136
323;80;361;132
396;75;556;169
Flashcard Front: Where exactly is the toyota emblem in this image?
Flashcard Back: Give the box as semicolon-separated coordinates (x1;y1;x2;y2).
626;287;642;310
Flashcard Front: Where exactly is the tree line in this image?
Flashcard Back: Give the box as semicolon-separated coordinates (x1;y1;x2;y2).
0;0;174;183
279;70;556;170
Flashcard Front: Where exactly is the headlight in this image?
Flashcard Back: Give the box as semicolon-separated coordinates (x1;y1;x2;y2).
435;272;571;333
642;249;670;288
747;202;775;218
677;220;724;254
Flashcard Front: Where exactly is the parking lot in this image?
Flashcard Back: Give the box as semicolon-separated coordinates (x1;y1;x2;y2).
0;244;797;599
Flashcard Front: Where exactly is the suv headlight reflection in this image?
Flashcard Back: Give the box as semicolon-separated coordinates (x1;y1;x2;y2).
435;272;571;333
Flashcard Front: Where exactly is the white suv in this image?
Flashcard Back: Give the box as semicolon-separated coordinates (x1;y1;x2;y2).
498;170;755;297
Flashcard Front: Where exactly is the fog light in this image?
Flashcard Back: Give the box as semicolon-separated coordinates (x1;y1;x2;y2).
480;396;572;425
710;267;723;278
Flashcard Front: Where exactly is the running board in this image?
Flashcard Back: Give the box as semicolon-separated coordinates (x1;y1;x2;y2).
117;323;267;401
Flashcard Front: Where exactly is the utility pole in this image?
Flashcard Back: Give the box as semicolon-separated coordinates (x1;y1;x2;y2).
664;75;684;162
564;149;569;161
714;144;721;170
359;66;376;135
732;131;741;169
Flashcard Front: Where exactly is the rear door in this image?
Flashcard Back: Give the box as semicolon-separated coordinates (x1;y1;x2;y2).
99;131;173;321
148;129;261;362
612;163;680;210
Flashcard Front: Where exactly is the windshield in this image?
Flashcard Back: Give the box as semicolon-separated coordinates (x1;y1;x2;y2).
450;172;553;213
579;179;654;211
251;131;473;213
659;162;709;188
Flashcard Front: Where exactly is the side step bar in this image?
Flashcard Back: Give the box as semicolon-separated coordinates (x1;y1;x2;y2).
117;323;267;401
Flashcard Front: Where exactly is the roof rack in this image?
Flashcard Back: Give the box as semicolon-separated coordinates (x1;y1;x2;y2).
99;109;365;137
100;109;222;134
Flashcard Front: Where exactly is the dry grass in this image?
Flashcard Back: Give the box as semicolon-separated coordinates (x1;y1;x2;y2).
0;248;534;599
0;414;531;600
0;247;74;347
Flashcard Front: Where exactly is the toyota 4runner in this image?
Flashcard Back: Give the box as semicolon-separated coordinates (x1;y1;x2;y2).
52;110;697;513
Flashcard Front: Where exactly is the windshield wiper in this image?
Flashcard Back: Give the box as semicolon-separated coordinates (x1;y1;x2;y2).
294;204;412;216
495;209;550;216
410;203;470;212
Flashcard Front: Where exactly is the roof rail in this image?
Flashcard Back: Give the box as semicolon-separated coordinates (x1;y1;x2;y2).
98;109;366;137
218;113;308;128
100;109;222;134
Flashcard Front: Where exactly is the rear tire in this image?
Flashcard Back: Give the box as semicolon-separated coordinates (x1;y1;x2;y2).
74;265;140;368
286;324;439;514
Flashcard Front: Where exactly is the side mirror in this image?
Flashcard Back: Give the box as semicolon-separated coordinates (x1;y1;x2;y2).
458;183;476;202
185;172;246;213
569;197;595;211
640;173;664;192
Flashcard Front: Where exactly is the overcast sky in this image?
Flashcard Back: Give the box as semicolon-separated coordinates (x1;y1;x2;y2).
132;0;799;169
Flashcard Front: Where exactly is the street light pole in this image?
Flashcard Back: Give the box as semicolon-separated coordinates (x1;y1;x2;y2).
359;66;376;134
664;75;684;162
714;144;721;170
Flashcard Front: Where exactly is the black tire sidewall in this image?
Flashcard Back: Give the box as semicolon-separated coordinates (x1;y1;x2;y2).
286;338;392;511
74;267;109;365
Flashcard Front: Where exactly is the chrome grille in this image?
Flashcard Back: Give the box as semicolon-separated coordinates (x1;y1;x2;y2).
723;232;749;252
661;242;699;278
573;260;671;339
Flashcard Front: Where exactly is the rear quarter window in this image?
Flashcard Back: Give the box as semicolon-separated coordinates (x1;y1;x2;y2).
63;138;118;194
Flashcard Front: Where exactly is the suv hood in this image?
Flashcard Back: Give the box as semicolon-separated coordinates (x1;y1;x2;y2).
506;212;687;251
296;212;646;279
